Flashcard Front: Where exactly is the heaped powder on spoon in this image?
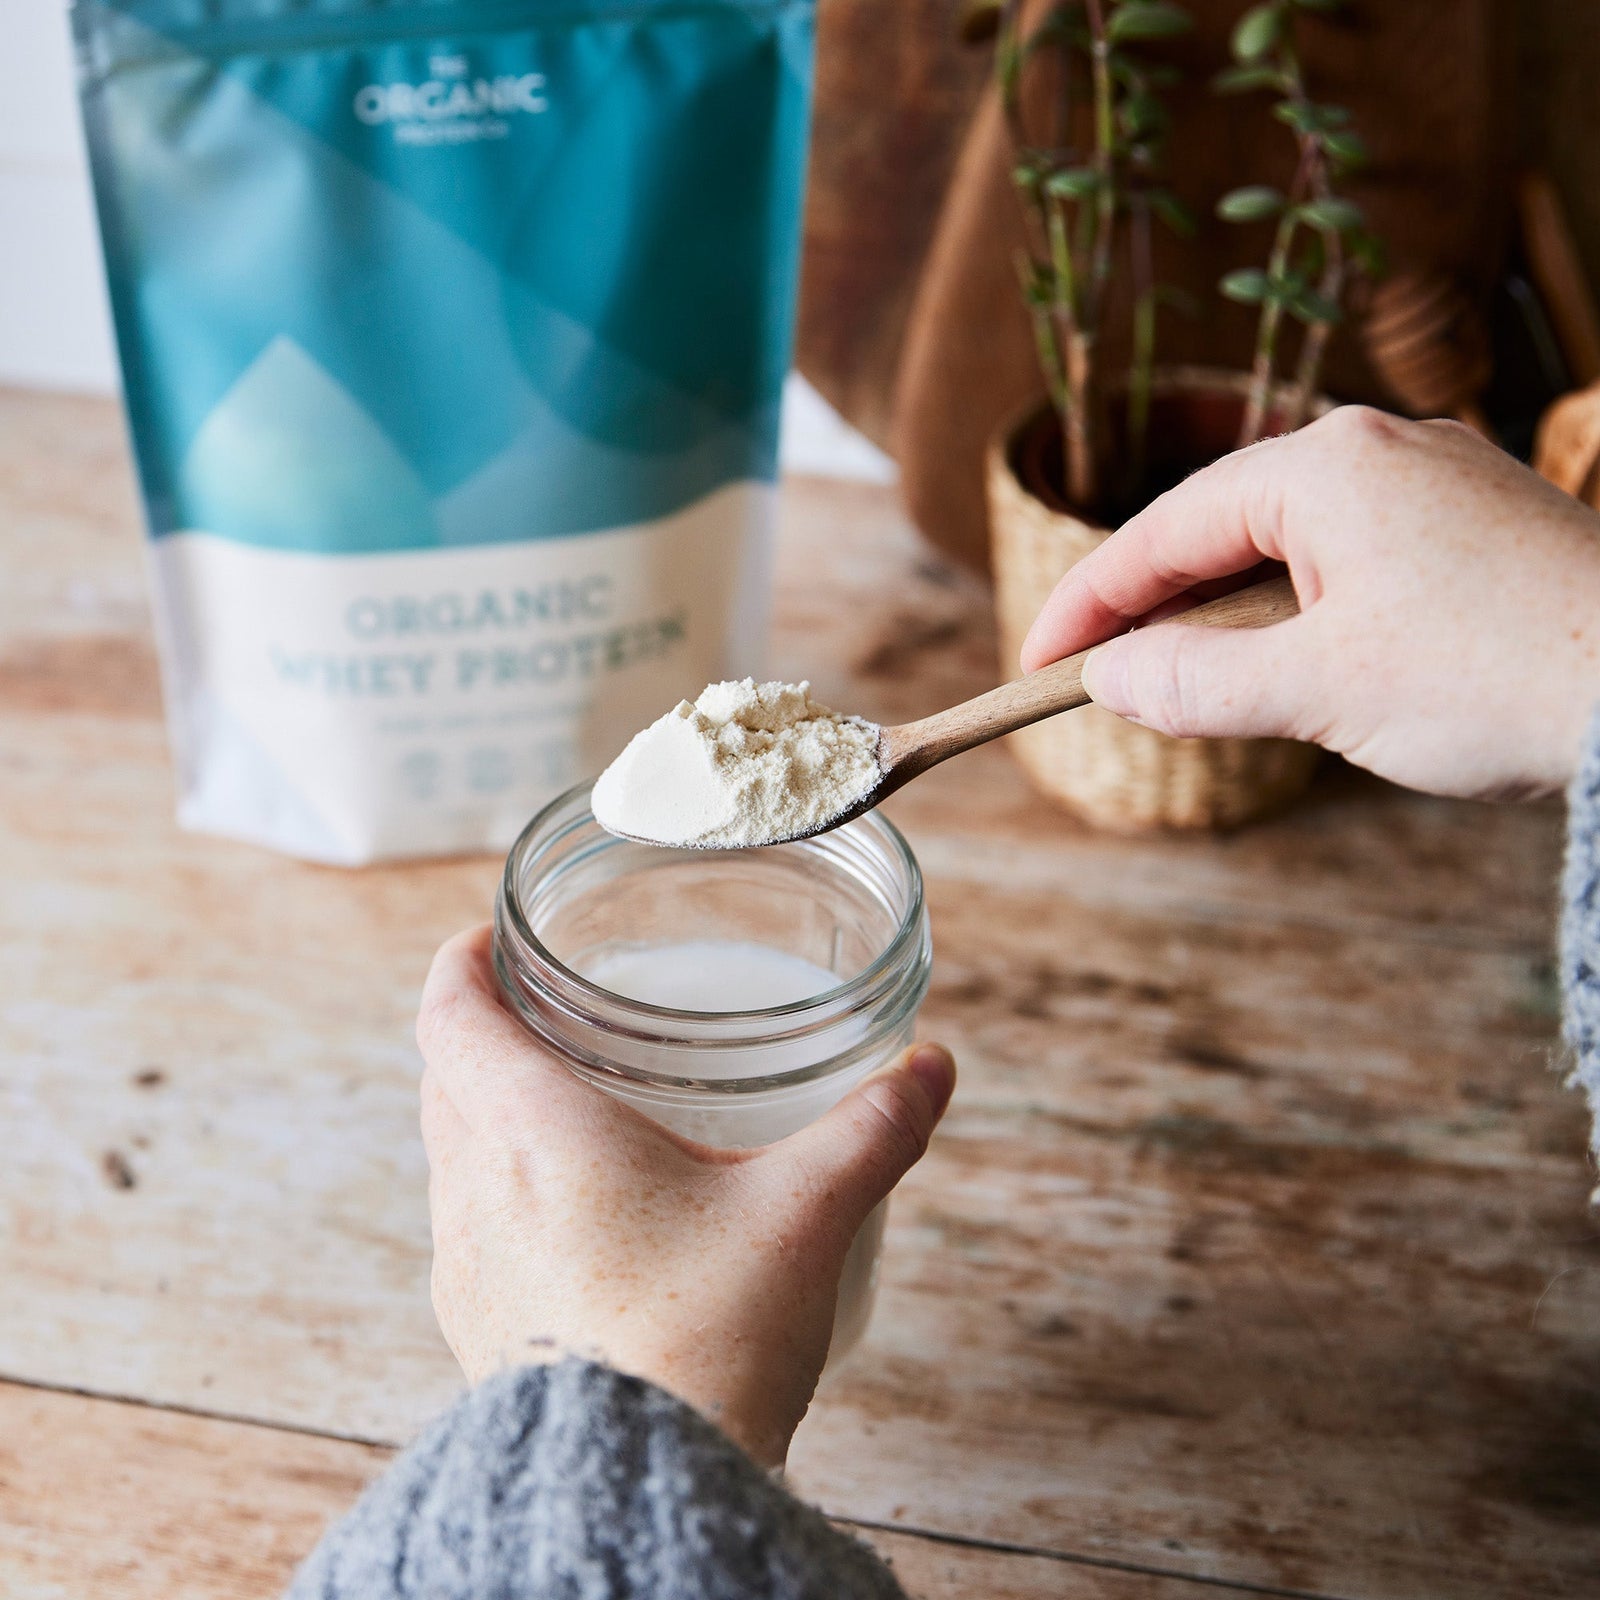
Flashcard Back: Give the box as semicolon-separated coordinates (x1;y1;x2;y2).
593;678;882;848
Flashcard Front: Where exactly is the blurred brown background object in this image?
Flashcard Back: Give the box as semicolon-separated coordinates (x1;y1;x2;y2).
796;0;1600;568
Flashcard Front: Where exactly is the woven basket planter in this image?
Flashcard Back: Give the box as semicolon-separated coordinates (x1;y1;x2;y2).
989;368;1322;832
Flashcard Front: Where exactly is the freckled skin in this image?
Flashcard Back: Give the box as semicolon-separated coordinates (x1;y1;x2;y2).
417;926;955;1468
1023;410;1600;802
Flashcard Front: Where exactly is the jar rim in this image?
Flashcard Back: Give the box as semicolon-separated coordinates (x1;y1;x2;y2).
494;781;930;1091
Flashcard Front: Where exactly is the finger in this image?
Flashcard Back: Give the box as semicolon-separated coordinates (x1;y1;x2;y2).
771;1043;956;1236
1081;609;1328;742
1019;431;1303;673
417;924;594;1129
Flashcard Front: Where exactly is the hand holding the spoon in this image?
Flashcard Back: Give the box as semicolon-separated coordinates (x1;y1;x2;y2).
1022;407;1600;801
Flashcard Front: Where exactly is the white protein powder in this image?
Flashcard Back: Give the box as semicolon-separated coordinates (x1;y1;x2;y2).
592;678;882;848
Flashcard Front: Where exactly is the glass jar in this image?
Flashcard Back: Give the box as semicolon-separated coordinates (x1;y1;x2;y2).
493;782;932;1362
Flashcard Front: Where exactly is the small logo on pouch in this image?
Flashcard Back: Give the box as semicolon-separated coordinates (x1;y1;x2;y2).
397;750;443;801
465;747;515;795
354;55;547;145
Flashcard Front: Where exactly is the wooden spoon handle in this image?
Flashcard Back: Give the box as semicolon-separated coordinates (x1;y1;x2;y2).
881;574;1299;778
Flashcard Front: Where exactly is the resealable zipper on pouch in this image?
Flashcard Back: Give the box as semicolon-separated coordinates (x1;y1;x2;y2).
73;0;814;863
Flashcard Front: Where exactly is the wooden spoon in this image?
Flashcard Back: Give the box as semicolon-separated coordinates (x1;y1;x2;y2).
780;574;1299;845
858;572;1295;802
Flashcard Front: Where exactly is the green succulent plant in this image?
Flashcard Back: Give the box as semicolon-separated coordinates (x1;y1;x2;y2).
970;0;1381;504
993;0;1196;510
1214;0;1380;445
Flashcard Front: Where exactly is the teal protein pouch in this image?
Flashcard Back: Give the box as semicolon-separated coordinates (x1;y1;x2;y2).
72;0;813;864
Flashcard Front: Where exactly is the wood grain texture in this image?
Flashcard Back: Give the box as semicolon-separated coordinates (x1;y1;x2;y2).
0;1382;1247;1600
839;1526;1280;1600
1;391;1594;1599
791;1108;1600;1597
0;1382;391;1600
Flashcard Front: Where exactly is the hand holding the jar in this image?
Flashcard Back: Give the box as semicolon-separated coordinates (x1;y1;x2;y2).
1021;408;1600;801
418;925;956;1469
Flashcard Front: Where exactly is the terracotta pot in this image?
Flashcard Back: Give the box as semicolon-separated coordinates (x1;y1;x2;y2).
988;367;1324;832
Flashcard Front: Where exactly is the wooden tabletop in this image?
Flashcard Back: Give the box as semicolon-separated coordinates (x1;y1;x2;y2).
2;385;1596;1600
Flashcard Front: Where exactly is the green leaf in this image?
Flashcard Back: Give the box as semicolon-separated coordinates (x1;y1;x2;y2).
1012;161;1042;190
1126;61;1190;87
1321;129;1369;168
1217;184;1286;221
1287;287;1343;324
1107;1;1193;41
1293;231;1327;278
1018;259;1056;307
1029;5;1082;48
1212;63;1283;93
1220;267;1272;304
1273;100;1348;135
1231;4;1281;62
1154;283;1201;315
1149;188;1197;235
1295;195;1363;231
1044;165;1103;198
996;30;1022;99
1113;60;1183;88
1014;4;1083;71
1349;230;1386;275
1120;92;1170;139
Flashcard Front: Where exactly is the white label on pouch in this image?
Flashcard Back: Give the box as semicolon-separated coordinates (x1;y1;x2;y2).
147;480;773;864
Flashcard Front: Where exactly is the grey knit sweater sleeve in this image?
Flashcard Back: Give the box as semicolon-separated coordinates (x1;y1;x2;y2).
1563;706;1600;1177
286;1358;908;1600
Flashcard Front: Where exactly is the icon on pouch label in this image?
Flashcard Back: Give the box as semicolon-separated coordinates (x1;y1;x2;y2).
398;750;442;801
465;746;514;794
529;737;576;786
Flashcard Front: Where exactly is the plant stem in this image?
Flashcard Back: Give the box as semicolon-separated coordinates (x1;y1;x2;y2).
996;0;1027;144
1083;0;1117;325
1285;234;1339;428
1016;252;1069;414
1237;202;1299;448
1045;194;1080;328
1045;191;1091;500
1128;195;1156;495
1045;0;1114;507
1278;47;1344;428
1237;120;1320;450
1065;330;1097;507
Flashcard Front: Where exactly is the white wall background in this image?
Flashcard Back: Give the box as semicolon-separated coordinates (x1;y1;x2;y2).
0;0;893;481
0;0;120;391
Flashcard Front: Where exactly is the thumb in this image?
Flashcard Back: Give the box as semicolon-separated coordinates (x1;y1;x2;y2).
1080;613;1323;742
774;1043;956;1236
